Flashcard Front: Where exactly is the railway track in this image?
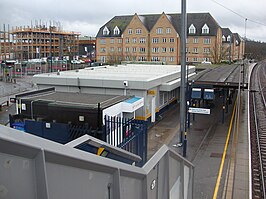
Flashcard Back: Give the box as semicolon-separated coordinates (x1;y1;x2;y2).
250;61;266;198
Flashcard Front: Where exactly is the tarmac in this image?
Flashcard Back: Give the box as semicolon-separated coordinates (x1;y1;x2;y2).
0;76;34;125
147;90;250;199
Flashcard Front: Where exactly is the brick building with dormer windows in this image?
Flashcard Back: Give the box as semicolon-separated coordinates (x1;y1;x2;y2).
96;12;245;65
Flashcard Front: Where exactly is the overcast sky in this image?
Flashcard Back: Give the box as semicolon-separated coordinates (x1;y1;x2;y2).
0;0;266;42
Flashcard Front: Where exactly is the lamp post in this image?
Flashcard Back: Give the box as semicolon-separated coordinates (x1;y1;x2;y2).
180;0;187;156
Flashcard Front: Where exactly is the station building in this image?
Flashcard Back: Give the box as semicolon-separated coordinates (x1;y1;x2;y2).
32;64;196;122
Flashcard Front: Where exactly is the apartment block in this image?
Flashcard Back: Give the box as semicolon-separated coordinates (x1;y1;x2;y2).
221;28;245;63
11;25;80;61
96;12;245;65
0;29;13;60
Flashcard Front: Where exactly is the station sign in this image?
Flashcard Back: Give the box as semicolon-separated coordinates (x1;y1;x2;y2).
147;90;156;96
188;107;210;115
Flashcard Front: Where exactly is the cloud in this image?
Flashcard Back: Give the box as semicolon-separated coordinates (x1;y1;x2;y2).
0;0;266;41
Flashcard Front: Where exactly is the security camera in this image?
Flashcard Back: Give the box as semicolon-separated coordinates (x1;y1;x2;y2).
123;80;128;87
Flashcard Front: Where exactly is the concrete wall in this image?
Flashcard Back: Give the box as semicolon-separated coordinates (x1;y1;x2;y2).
0;126;194;199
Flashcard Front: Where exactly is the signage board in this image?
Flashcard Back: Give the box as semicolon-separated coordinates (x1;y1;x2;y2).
147;90;156;96
188;107;210;115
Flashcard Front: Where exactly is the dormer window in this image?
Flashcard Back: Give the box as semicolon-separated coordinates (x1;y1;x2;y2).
189;24;196;34
227;35;231;42
202;24;209;34
236;40;239;45
103;26;110;36
222;35;226;41
114;26;120;35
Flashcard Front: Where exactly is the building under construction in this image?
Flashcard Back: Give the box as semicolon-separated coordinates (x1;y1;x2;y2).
0;25;13;61
11;23;80;61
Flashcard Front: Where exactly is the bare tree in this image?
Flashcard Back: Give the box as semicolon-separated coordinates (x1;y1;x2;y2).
210;43;227;64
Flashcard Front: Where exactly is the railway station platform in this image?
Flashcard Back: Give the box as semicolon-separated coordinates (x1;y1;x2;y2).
147;84;250;198
148;64;251;199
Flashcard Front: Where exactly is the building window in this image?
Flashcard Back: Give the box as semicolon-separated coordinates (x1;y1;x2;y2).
169;47;175;52
100;48;106;52
125;47;130;52
203;38;211;44
132;47;137;52
203;57;210;62
169;57;174;62
222;35;226;42
132;38;137;43
186;47;188;53
162;47;167;53
193;57;198;62
203;48;210;54
193;37;198;44
128;29;133;34
186;38;189;43
156;28;163;34
110;38;114;44
152;47;159;53
100;39;106;44
162;38;167;43
152;57;159;61
202;24;209;34
100;56;106;63
136;28;142;34
169;38;175;42
186;57;189;62
125;38;130;43
103;26;110;35
110;47;114;52
227;35;231;42
193;47;198;54
166;28;171;34
118;47;122;52
162;57;166;62
139;56;146;61
126;56;130;61
189;24;196;34
118;38;122;43
140;38;146;43
152;38;159;43
139;47;146;53
114;26;120;35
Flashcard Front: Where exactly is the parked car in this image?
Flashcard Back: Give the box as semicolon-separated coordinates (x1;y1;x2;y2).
71;60;81;64
201;61;212;65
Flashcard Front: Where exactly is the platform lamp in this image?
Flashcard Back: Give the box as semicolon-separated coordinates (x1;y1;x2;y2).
173;0;187;158
180;0;187;157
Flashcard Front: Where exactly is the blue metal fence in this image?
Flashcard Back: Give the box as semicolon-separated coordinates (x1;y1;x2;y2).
104;115;148;166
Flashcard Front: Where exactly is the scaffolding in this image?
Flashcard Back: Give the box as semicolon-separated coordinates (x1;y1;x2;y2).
11;23;80;61
0;24;13;61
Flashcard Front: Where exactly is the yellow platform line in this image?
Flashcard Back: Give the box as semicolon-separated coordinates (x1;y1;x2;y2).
212;98;237;199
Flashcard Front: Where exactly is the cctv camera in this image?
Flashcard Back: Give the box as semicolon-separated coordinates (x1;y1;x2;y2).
123;80;128;87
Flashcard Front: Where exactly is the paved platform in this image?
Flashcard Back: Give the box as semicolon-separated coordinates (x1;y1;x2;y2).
147;90;250;198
